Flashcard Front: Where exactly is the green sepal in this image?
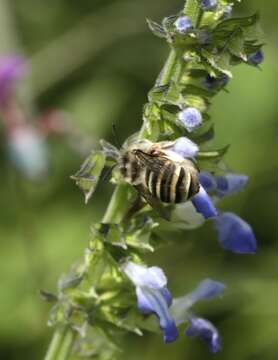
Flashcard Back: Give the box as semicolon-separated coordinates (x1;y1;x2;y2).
71;151;106;204
147;19;167;39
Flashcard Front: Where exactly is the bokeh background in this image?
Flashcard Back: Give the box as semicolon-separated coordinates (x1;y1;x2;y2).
0;0;277;359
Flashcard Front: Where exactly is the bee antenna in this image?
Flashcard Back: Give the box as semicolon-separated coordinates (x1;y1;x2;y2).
112;123;121;149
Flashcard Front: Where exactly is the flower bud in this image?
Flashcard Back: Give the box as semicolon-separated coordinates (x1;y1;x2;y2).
178;107;203;132
174;16;193;34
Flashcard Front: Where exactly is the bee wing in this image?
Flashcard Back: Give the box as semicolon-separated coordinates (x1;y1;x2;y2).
135;184;171;221
135;150;167;171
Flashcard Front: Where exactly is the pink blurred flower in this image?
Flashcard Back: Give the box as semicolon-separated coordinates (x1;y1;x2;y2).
0;55;27;106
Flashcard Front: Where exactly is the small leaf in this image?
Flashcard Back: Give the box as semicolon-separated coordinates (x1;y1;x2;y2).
228;30;247;60
191;125;215;144
125;215;159;252
71;151;106;204
148;84;170;103
202;50;232;78
213;14;259;36
147;19;167;39
40;290;58;303
197;145;230;160
100;140;119;160
58;272;84;291
162;14;179;32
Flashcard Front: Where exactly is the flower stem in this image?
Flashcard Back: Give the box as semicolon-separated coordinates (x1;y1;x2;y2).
44;0;200;358
56;328;76;360
44;326;67;360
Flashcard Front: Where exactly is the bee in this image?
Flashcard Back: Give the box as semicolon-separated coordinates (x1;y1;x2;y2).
118;138;200;204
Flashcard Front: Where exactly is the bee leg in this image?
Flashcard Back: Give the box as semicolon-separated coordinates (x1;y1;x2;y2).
123;194;147;222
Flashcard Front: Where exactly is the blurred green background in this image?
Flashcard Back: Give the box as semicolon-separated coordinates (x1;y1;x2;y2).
0;0;277;359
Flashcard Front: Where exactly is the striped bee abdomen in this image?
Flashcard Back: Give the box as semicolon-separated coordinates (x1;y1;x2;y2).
143;160;199;204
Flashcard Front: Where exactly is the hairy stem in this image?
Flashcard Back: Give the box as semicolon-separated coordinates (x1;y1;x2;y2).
44;0;201;359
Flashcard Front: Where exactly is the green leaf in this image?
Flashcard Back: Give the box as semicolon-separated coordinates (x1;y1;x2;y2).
202;49;232;78
228;30;247;60
148;84;170;103
125;216;159;252
191;124;215;144
58;272;84;291
71;151;106;204
197;144;230;160
40;290;58;303
213;14;259;36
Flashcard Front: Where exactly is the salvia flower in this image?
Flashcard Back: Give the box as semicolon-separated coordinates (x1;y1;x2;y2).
214;212;257;254
215;173;249;197
196;172;256;254
172;279;225;323
178;107;203;132
171;279;225;353
191;185;218;219
8;125;48;179
172;136;199;158
201;0;218;11
188;279;225;303
0;55;26;106
248;50;264;66
199;171;217;193
122;261;178;343
186;315;221;353
174;16;193;34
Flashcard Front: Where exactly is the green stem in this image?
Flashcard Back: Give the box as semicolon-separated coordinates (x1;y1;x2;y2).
157;49;177;86
56;328;76;360
44;1;200;359
102;183;131;223
44;326;67;360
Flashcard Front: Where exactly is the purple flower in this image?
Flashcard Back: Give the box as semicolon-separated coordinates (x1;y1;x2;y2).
215;173;249;197
248;50;264;65
122;261;178;343
0;55;26;105
174;16;193;34
203;74;230;90
172;137;199;158
191;185;218;219
186;315;221;353
201;0;218;11
188;279;225;303
199;172;217;193
8;125;48;179
178;107;203;132
171;279;225;322
171;279;224;353
214;212;257;254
